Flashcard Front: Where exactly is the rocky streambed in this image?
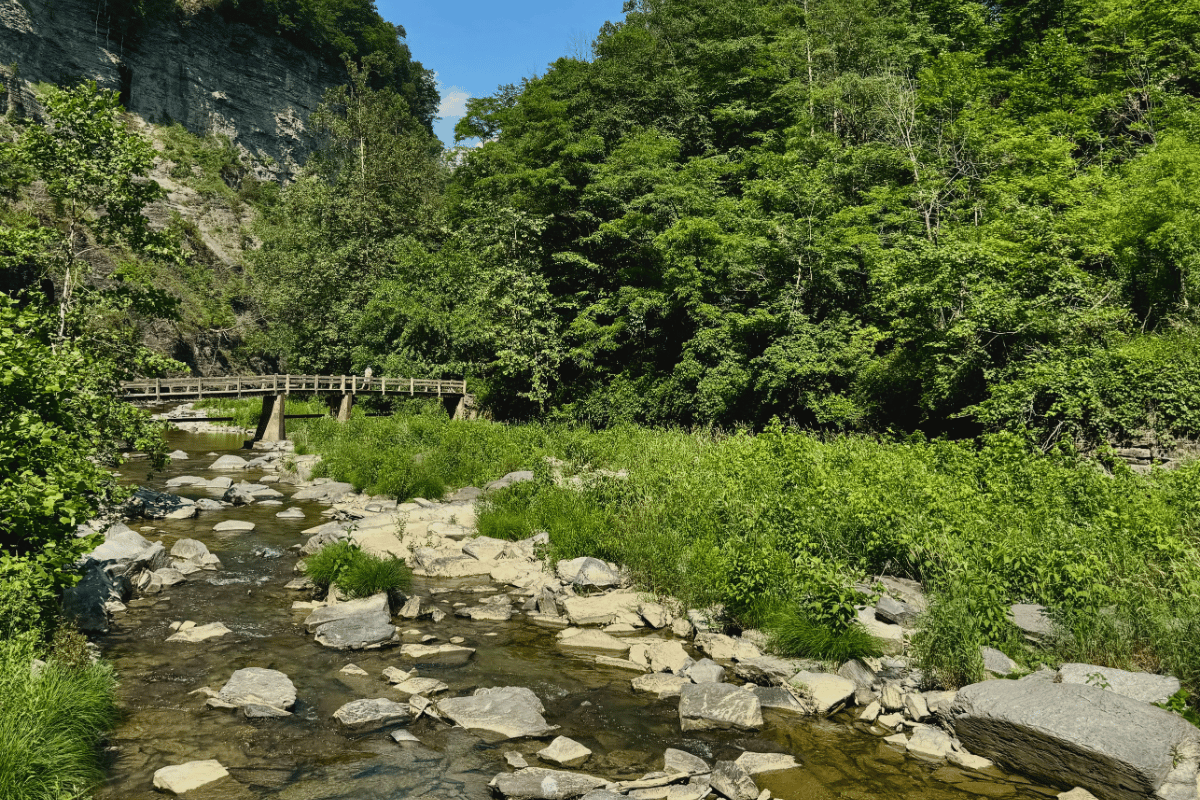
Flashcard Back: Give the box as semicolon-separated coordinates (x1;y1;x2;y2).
70;427;1196;800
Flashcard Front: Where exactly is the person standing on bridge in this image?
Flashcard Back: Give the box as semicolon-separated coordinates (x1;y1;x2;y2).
364;367;373;380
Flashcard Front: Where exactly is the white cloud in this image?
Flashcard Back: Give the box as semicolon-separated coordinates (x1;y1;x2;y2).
438;87;470;119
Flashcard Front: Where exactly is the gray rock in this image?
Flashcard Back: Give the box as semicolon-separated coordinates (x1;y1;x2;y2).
734;656;802;686
679;683;763;732
952;679;1200;800
710;761;758;800
216;667;296;711
168;449;189;460
875;595;920;627
631;673;691;699
733;752;799;775
1008;603;1054;640
222;486;256;506
447;486;483;502
169;538;211;562
62;562;128;633
125;487;194;520
399;643;476;666
685;658;726;684
981;646;1019;676
537;588;559;617
292;481;355;502
153;760;229;794
1057;664;1181;706
437;686;557;739
788;671;854;715
313;610;398;650
209;455;249;470
490;767;607;800
556;556;622;588
750;686;808;715
391;729;421;743
333;697;409;729
538;736;593;768
484;470;536;492
837;658;877;690
907;725;953;760
86;524;169;577
399;596;422;619
303;593;389;631
506;751;530;768
243;702;291;718
664;748;709;774
648;640;693;674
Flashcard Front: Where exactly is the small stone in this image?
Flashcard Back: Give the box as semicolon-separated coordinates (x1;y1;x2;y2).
981;646;1019;676
390;729;420;743
152;760;229;794
537;735;593;768
340;664;369;676
648;640;693;674
632;673;691;699
685;658;725;684
880;683;905;711
883;732;909;746
506;751;529;768
859;701;881;722
947;750;995;771
1058;790;1099;800
664;748;709;775
333;698;409;729
904;692;930;721
213;520;255;532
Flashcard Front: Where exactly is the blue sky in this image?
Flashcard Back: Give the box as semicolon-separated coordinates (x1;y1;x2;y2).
375;0;625;146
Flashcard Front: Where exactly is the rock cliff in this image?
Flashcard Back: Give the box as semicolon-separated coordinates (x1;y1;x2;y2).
0;0;346;176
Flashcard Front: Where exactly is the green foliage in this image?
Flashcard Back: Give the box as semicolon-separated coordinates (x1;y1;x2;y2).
767;612;883;662
193;395;331;428
300;408;1200;701
156;123;260;206
303;540;411;600
910;588;988;689
0;633;117;800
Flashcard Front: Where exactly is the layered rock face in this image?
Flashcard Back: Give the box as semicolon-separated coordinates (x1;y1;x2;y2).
0;0;344;175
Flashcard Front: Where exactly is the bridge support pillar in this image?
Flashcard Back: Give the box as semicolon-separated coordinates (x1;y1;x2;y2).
336;393;354;423
254;393;287;441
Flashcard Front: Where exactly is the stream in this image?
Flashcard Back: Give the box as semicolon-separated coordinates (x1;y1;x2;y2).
95;427;1057;800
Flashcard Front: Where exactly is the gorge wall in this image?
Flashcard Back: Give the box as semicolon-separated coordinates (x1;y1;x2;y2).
0;0;346;176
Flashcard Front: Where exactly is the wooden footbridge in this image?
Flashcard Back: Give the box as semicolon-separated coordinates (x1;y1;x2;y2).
119;375;470;442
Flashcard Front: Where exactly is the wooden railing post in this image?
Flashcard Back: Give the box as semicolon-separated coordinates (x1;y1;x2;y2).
285;374;290;395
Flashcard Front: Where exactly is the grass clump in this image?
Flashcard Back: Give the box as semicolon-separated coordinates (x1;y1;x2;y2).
767;612;884;662
304;541;411;600
0;631;117;800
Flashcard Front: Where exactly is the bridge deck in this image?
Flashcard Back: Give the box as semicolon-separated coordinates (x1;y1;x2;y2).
120;375;467;401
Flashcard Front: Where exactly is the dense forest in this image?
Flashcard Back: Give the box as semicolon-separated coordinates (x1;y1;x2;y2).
251;0;1200;446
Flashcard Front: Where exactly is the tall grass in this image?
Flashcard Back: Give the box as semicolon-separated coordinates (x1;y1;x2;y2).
293;408;1200;691
0;633;118;800
304;541;411;601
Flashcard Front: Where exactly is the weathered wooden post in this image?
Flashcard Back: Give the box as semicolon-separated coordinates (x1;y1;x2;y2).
336;393;353;422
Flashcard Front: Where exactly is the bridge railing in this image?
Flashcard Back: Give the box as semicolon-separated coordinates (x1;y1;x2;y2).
119;375;468;400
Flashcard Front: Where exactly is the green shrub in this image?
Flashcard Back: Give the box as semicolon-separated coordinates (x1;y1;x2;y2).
0;633;117;800
910;588;988;689
304;541;411;600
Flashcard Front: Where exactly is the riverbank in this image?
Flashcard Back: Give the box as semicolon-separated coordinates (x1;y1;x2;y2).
286;408;1200;700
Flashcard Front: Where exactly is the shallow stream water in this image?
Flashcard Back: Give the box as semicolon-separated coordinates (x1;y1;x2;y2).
96;428;1058;800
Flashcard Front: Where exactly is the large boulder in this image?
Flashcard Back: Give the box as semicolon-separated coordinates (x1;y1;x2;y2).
62;562;129;633
86;524;169;577
436;686;558;739
124;487;195;520
1057;664;1180;706
561;591;641;626
490;767;607;800
292;481;355;502
678;683;763;732
788;671;854;715
1008;603;1054;641
216;667;296;712
710;760;758;800
951;680;1200;800
305;593;397;650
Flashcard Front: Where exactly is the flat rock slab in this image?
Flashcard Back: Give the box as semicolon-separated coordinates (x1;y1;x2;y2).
213;520;255;532
664;748;710;775
400;643;476;666
693;633;762;662
710;760;758;800
632;673;691;699
490;767;608;800
313;611;397;650
538;736;593;768
556;556;622;588
734;752;799;775
153;760;230;794
167;622;232;643
556;629;631;655
333;697;410;729
437;686;557;739
788;671;854;715
679;683;763;732
952;679;1200;800
1057;663;1181;706
391;676;449;698
209;455;249;470
303;594;389;631
293;481;355;502
217;667;296;711
276;508;306;519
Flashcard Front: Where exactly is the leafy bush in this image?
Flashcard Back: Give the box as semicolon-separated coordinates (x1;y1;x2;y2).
304;541;410;600
0;633;117;800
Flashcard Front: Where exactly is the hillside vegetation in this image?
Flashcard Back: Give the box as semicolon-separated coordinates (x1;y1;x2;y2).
249;0;1200;448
